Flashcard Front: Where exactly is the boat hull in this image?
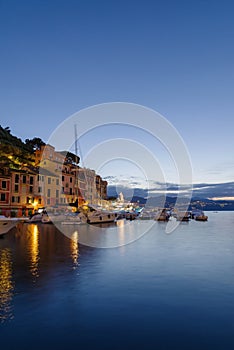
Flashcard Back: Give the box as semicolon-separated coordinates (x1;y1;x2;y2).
86;213;117;224
0;218;20;236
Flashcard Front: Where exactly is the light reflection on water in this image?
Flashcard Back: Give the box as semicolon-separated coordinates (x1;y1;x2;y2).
26;224;40;280
70;230;79;268
58;219;154;248
0;212;234;349
0;248;14;322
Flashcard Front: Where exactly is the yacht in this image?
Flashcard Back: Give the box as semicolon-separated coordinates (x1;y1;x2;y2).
79;205;118;224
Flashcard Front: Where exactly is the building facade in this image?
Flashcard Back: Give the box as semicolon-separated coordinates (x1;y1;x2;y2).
0;144;108;216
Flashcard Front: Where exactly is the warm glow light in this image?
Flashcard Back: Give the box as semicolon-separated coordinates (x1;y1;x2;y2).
0;249;14;322
70;231;79;267
27;225;40;279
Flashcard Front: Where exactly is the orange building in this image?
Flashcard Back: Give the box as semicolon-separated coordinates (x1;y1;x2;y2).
0;167;11;216
0;144;108;217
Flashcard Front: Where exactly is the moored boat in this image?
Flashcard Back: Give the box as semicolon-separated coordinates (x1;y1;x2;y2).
176;211;191;222
155;209;170;222
85;211;117;224
74;204;118;224
24;212;43;223
195;214;208;221
191;209;208;221
0;215;20;236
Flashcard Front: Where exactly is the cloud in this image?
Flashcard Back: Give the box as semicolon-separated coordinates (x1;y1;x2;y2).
105;175;234;199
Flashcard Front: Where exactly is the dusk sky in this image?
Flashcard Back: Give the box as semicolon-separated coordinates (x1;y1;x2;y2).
0;0;234;185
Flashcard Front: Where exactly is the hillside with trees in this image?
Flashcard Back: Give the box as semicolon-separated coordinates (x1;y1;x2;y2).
0;125;45;169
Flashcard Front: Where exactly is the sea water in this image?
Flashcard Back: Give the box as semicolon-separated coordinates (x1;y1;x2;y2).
0;212;234;349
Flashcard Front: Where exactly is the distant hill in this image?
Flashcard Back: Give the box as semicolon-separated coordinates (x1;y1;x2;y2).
107;182;234;200
107;184;234;210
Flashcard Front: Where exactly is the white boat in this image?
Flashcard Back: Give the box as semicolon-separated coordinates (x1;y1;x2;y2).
41;212;52;224
0;215;20;236
24;212;43;223
79;206;118;224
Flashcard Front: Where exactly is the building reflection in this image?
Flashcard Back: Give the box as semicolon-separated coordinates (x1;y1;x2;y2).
70;230;79;268
0;248;14;322
26;224;40;280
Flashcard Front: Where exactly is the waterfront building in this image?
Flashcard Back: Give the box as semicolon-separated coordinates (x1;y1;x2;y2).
0;167;11;216
0;143;108;217
35;144;107;209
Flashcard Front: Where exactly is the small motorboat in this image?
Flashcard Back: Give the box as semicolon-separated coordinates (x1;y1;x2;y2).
191;209;208;221
155;209;170;222
24;212;43;223
195;214;208;221
176;212;191;222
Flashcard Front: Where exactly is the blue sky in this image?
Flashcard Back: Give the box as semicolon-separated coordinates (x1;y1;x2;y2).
0;0;234;184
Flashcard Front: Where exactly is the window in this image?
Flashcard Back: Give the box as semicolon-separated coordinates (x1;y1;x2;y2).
2;181;7;189
22;175;27;184
38;198;41;204
14;184;19;192
56;190;59;198
47;199;50;205
56;179;59;186
30;176;33;184
38;186;42;193
62;175;64;181
1;193;6;201
70;177;72;183
70;188;72;195
12;196;20;203
15;174;19;183
47;189;51;197
29;186;33;193
48;177;51;184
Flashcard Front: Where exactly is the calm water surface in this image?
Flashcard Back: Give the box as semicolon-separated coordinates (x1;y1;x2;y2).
0;212;234;349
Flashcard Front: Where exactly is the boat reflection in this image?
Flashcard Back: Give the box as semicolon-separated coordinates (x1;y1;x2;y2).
0;248;14;322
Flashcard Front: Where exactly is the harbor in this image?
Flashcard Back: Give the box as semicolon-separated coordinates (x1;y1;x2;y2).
0;211;234;349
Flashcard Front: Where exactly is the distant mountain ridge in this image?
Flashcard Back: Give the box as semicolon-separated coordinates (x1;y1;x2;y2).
107;182;234;210
107;181;234;199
